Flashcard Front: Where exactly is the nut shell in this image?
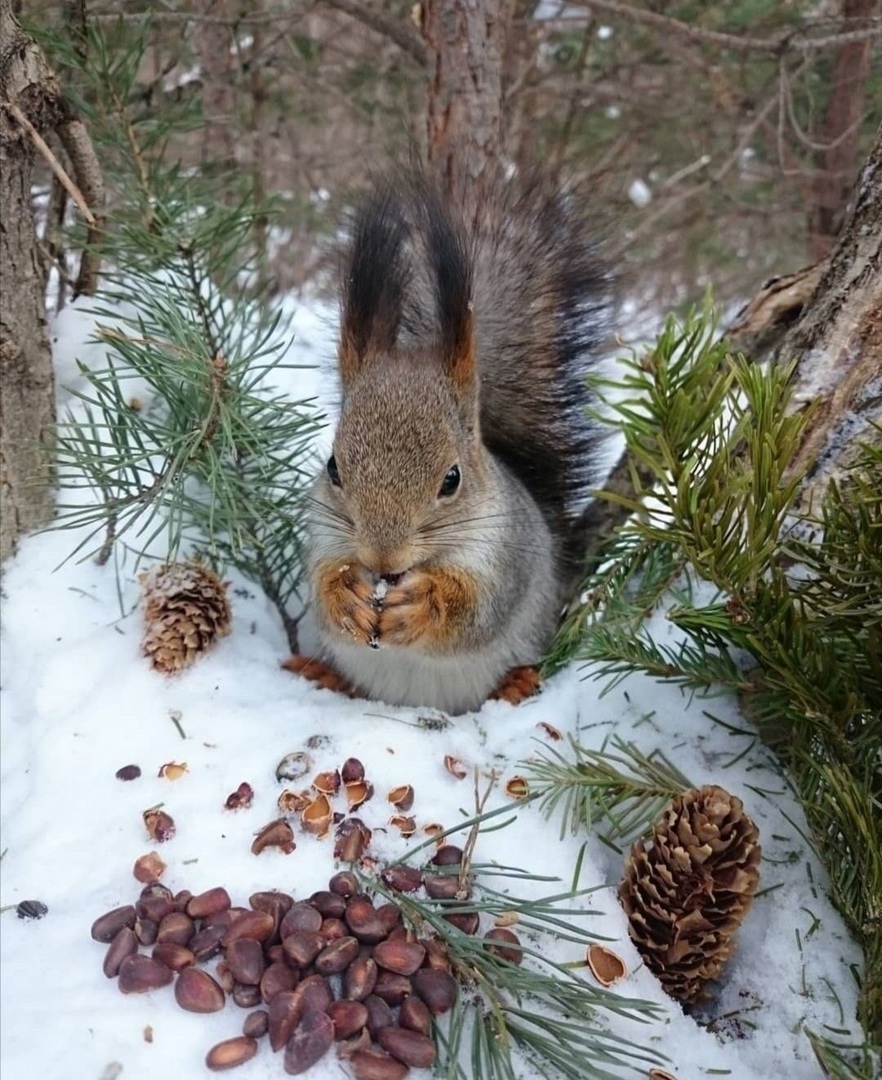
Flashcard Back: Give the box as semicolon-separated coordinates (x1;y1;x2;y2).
118;954;174;993
187;887;232;920
378;1026;436;1068
373;939;426;976
103;927;139;978
412;968;457;1015
348;1049;409;1080
205;1036;258;1071
327;999;369;1040
91;905;137;943
283;1009;335;1075
175;966;226;1013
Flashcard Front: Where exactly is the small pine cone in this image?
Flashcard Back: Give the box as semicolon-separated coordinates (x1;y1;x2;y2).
141;562;231;673
618;785;760;1004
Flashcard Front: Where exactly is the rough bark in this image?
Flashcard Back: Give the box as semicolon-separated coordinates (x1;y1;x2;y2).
422;0;513;206
779;124;882;507
0;0;60;561
806;0;880;260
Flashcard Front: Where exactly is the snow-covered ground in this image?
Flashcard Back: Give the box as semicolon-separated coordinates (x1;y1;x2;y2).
0;297;863;1080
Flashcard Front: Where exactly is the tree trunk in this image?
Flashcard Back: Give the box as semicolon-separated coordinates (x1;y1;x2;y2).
0;0;59;561
779;124;882;507
422;0;512;206
806;0;880;260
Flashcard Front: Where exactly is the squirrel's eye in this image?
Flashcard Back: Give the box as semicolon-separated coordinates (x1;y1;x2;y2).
327;454;342;487
438;464;461;498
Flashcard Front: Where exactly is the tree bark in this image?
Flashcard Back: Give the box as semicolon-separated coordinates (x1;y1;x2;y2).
422;0;513;206
779;124;882;507
806;0;881;260
0;0;60;561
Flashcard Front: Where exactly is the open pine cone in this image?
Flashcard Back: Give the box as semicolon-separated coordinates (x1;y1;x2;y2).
618;784;760;1004
141;562;231;673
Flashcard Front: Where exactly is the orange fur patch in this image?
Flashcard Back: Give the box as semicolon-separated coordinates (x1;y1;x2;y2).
282;655;358;696
377;566;480;648
489;665;542;705
314;559;378;645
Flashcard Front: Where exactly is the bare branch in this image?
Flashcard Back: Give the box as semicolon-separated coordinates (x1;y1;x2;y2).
318;0;427;66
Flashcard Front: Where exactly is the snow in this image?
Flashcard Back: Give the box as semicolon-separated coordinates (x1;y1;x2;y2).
0;296;865;1080
628;179;653;208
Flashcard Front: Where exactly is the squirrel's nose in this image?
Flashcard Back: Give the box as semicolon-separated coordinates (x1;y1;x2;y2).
357;546;412;577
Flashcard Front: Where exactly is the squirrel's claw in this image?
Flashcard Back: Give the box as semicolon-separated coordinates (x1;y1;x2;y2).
282;655;358;696
488;665;542;705
314;560;378;646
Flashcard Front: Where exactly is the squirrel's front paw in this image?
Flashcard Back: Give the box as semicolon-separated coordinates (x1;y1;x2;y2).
314;560;378;646
377;567;476;648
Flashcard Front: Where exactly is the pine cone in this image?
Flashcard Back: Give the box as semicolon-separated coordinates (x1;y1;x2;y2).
141;562;231;673
618;785;760;1004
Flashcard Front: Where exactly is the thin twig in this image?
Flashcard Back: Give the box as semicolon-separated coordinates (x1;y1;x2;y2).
3;101;97;226
459;770;497;899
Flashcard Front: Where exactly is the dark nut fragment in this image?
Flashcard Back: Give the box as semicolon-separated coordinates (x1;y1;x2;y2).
232;982;263;1008
334;818;371;862
175;966;226;1013
280;902;323;939
327;999;368;1040
344;896;387;944
314;935;359;976
292;973;334;1015
484;927;524;965
260;961;299;1002
282;930;326;970
91;905;137;943
341;757;365;783
136;893;175;923
251;818;296;855
243;1010;269;1039
372;971;412;1007
118;954;174;993
133;852;166;884
343;955;378;1002
328;870;358;898
363;994;394;1038
348;1048;409;1080
16;899;48;920
156;911;195;946
250;890;294;920
226;937;266;985
412;968;457;1015
309;890;347;919
268;990;301;1052
189;924;226;962
115;764;141;781
140;882;174;900
431;845;463;866
187;886;232;920
399;994;433;1037
225;781;254;810
377;1026;436;1069
151;942;195;972
205;1035;258;1071
283;1008;334;1075
222;909;275;947
373;939;426;976
376;903;402;935
443;911;480;935
103;927;139;978
143;808;176;842
134;918;158;946
381;866;423;894
320;916;348;942
422;874;460;901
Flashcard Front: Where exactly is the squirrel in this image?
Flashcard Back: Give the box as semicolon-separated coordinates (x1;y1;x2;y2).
284;171;608;715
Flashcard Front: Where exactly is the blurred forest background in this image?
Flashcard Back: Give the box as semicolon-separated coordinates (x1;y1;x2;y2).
17;0;882;312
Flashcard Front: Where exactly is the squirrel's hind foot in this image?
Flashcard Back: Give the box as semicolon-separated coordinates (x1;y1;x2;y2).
282;655;358;697
488;665;542;705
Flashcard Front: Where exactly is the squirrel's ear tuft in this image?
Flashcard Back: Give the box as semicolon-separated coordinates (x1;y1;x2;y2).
422;188;476;392
339;184;409;386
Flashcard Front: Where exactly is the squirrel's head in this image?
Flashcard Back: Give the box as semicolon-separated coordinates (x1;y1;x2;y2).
310;178;486;576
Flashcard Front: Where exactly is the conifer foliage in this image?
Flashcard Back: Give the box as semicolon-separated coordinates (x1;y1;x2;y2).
548;306;881;1059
